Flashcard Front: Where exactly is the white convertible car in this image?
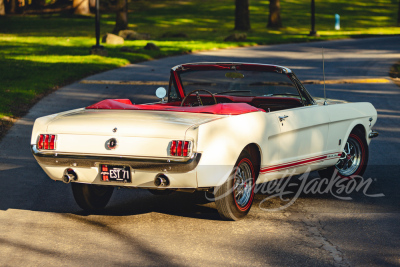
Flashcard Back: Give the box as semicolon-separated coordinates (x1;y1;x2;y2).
31;63;379;220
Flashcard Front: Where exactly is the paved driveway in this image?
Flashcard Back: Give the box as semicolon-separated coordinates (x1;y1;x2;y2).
1;37;399;266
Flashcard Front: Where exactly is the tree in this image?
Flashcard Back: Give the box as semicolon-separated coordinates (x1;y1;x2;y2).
267;0;282;28
73;0;90;15
398;0;400;25
0;0;5;15
113;0;128;34
234;0;251;31
9;0;17;14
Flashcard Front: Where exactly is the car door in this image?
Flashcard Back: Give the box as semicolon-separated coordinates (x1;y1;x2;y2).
272;105;331;175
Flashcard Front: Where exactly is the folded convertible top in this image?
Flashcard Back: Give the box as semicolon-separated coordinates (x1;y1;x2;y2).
86;99;265;115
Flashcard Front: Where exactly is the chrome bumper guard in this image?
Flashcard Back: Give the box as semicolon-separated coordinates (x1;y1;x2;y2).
31;145;201;173
368;131;379;138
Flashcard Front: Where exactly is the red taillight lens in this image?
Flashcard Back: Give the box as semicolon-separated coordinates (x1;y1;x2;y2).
38;135;44;149
177;141;182;156
37;134;56;150
170;140;177;156
44;135;49;149
49;135;56;150
183;141;189;157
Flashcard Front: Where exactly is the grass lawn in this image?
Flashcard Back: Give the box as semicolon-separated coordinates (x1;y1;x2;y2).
0;0;400;137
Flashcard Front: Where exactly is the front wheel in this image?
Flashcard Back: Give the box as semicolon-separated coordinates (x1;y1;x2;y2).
71;183;114;212
319;130;369;179
215;151;256;221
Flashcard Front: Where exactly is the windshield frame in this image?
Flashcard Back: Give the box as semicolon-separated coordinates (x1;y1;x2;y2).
168;63;315;106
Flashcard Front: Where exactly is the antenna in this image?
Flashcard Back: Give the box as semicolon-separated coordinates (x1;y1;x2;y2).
322;47;327;105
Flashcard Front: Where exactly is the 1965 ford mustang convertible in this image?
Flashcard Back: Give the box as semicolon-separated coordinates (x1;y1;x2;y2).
31;62;379;220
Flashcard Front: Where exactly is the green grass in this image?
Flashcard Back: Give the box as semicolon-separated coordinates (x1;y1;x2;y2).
124;0;400;42
0;35;238;119
0;0;400;130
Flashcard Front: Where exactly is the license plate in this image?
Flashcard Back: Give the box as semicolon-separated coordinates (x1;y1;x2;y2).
100;165;131;183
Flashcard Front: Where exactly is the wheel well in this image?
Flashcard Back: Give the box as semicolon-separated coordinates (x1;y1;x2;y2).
244;143;261;180
352;124;366;138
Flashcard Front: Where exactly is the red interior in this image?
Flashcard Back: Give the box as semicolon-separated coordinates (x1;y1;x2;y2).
86;95;302;115
184;95;303;111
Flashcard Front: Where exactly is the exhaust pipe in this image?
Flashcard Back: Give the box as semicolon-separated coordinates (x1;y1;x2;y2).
62;169;77;184
154;174;170;187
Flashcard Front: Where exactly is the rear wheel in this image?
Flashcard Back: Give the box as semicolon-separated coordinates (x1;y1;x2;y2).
71;183;114;212
215;151;256;221
319;129;369;179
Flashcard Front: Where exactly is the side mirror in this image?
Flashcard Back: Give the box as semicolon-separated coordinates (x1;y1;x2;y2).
155;87;167;102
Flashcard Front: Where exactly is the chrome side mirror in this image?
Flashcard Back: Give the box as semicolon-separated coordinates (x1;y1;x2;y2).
155;87;167;102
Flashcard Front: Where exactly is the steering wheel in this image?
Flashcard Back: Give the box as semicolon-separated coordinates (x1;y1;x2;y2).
180;89;218;107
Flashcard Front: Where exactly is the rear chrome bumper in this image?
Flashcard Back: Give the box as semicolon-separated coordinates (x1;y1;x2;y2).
31;145;201;173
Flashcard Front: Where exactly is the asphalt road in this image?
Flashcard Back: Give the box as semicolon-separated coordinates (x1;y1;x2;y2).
1;37;400;266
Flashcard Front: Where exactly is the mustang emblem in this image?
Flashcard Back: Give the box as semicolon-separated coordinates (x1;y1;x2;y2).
106;138;117;150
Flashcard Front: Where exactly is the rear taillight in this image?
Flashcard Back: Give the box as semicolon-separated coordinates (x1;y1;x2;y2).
49;135;56;150
170;141;177;156
177;141;182;156
37;134;56;150
44;135;49;149
183;141;189;157
169;140;191;157
37;135;44;149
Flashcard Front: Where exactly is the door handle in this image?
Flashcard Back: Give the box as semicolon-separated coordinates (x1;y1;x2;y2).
279;115;288;122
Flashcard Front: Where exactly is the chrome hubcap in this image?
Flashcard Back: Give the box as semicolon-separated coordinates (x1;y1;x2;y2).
233;162;253;208
336;137;362;176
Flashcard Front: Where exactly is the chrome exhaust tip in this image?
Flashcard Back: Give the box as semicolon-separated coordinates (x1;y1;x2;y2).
154;174;170;187
62;169;77;184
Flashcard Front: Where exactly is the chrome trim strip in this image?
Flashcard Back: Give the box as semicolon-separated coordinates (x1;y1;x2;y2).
369;131;379;139
172;62;293;73
31;145;201;173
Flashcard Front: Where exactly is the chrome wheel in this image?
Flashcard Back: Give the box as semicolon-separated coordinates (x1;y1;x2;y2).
233;161;254;210
215;150;256;220
336;136;362;176
318;130;369;179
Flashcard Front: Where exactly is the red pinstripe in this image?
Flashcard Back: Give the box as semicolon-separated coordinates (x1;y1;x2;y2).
260;152;341;174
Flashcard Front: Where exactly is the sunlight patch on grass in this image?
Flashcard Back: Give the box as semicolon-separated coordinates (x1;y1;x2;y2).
9;55;128;64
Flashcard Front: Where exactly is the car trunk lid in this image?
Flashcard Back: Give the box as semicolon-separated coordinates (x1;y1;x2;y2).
44;109;223;157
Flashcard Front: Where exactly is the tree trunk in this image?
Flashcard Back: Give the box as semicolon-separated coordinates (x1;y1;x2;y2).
267;0;282;28
9;0;16;14
73;0;90;15
89;0;95;9
113;0;128;34
398;0;400;25
0;0;5;15
234;0;251;31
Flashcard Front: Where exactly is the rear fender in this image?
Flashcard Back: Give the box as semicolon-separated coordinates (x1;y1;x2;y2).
194;112;266;187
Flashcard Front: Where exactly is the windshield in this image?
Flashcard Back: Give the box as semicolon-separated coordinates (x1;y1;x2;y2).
171;70;300;99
